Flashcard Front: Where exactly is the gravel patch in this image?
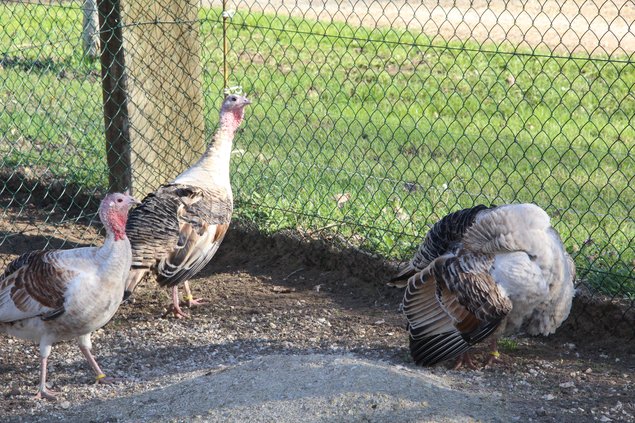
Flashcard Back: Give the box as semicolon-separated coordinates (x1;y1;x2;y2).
0;209;634;422
13;354;515;423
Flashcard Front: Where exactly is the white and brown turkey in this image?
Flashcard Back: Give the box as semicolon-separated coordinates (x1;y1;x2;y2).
124;94;251;318
389;203;576;369
0;192;139;400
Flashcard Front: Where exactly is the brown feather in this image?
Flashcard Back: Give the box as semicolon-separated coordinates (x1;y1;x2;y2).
387;263;417;287
213;223;229;243
7;251;72;312
126;183;233;289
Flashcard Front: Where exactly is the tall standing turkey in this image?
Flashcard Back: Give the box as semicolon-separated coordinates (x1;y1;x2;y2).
389;203;575;369
0;192;139;400
124;94;251;318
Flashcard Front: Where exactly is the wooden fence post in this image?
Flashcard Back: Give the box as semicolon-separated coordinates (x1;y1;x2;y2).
82;0;100;59
120;0;207;196
97;0;132;194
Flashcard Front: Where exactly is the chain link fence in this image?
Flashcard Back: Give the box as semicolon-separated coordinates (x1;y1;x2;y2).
1;0;634;335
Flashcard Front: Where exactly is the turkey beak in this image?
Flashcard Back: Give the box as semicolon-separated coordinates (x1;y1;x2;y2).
242;96;252;106
130;197;142;207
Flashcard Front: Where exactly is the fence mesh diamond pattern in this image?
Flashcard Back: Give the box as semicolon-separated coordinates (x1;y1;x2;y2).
1;0;634;335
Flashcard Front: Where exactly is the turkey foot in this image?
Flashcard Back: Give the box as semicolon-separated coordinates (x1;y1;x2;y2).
452;352;479;370
95;375;124;384
484;339;503;368
163;302;190;319
182;282;206;309
33;356;57;401
33;388;57;401
484;352;503;368
163;286;190;318
185;297;206;308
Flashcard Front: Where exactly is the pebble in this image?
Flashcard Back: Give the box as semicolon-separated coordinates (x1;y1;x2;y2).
317;318;331;327
610;401;623;412
60;401;71;409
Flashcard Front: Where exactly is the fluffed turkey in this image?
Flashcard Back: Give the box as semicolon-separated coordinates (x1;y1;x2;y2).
389;203;575;368
124;94;251;318
0;192;139;399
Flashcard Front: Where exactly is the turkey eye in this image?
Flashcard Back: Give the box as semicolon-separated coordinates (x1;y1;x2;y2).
117;198;123;203
230;96;236;101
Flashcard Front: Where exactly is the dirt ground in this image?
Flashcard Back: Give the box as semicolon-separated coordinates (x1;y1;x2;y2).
0;202;634;422
234;0;635;54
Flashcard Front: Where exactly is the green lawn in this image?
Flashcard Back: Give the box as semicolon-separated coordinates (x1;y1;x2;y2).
0;2;633;296
0;3;104;189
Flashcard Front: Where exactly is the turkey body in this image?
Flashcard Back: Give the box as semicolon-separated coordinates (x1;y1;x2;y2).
126;184;231;290
391;203;575;367
0;243;131;343
123;94;250;318
0;192;138;399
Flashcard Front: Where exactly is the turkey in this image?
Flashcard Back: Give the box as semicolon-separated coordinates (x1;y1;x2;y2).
0;192;139;400
389;203;575;369
124;94;251;318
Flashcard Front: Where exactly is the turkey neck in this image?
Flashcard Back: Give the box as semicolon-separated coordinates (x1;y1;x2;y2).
94;209;132;294
99;207;128;242
173;109;242;190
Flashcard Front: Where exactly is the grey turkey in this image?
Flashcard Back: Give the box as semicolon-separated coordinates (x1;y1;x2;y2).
124;94;251;318
389;203;575;369
0;192;139;400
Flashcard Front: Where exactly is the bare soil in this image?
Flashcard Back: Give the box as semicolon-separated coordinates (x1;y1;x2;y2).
0;206;634;422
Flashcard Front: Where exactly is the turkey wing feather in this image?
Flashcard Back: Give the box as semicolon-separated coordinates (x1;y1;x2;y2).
126;184;232;288
0;251;75;322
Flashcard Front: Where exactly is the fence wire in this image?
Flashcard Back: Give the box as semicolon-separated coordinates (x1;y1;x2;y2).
0;0;633;336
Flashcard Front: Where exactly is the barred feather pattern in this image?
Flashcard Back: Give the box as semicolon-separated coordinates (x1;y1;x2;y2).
389;205;491;286
404;253;512;366
125;183;232;288
0;250;73;322
396;203;575;367
412;204;492;271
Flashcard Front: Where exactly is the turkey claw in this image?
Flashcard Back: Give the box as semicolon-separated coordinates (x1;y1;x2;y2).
185;297;206;308
163;304;190;319
33;388;57;401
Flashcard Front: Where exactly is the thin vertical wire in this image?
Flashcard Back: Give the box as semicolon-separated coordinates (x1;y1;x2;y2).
222;0;229;94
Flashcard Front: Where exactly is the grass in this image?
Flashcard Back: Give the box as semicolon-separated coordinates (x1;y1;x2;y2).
0;3;104;188
0;2;633;296
497;339;519;353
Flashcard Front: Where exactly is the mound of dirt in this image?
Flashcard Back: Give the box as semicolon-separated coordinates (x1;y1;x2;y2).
20;354;513;423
